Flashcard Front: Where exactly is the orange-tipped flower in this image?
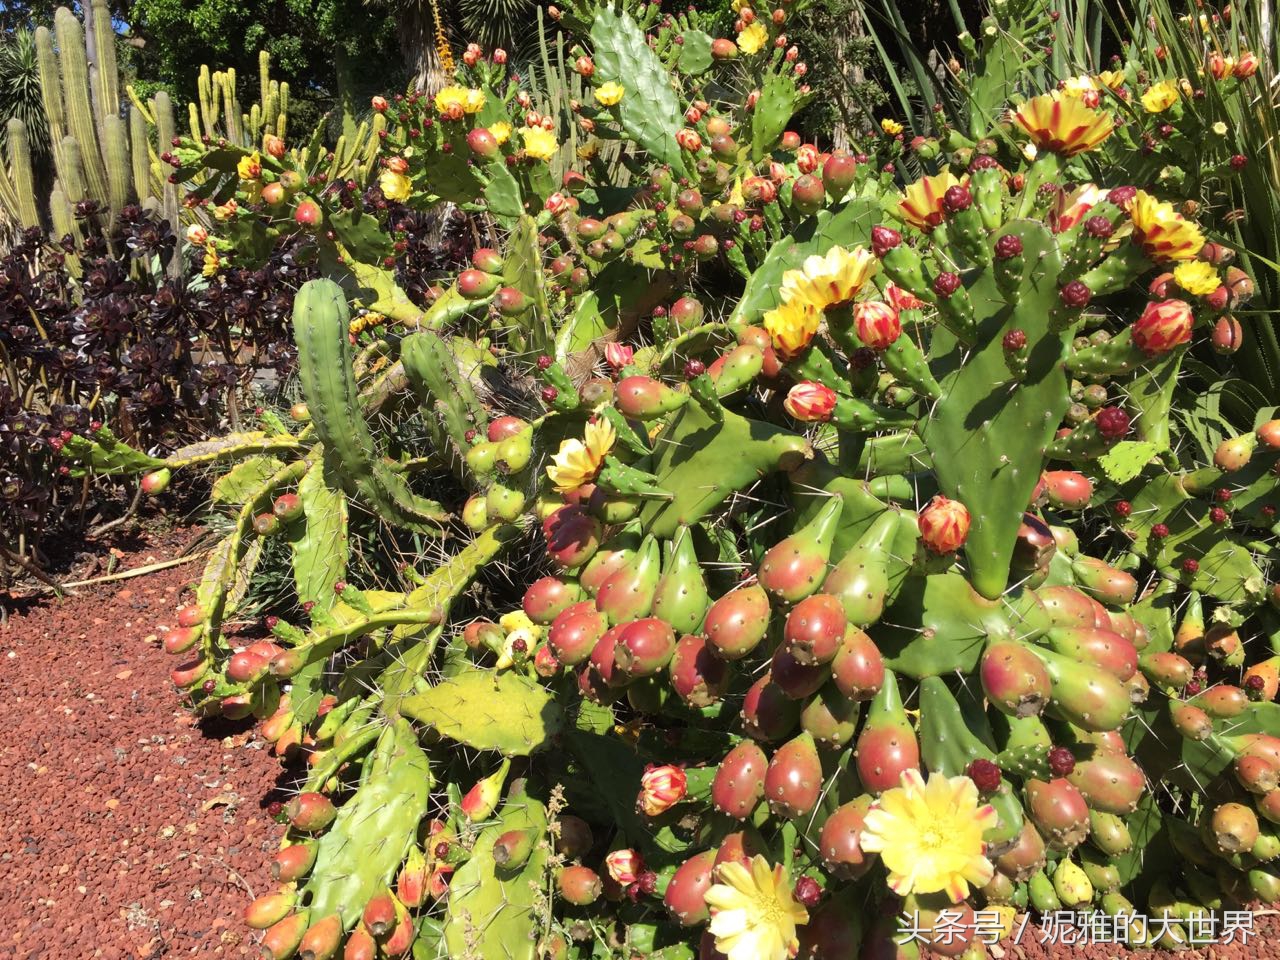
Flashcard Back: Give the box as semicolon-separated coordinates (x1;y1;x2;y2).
1132;299;1194;356
1234;52;1259;78
1128;190;1205;262
853;301;902;349
884;282;926;311
1049;184;1107;234
1012;91;1115;157
897;171;966;230
783;381;837;422
637;764;688;816
919;495;971;554
605;848;644;885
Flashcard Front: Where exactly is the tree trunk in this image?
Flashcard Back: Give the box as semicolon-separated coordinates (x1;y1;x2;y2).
831;2;868;150
397;1;452;94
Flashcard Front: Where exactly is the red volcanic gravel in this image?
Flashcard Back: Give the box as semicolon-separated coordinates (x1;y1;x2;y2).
1;532;285;959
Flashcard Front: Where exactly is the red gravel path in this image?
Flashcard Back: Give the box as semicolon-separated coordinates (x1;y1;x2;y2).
0;532;284;960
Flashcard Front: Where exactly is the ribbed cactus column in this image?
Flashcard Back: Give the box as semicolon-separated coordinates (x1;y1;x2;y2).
54;7;110;208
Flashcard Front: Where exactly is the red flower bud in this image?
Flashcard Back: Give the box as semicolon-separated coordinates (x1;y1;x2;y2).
1133;299;1193;355
853;301;902;349
783;381;837;422
919;495;970;553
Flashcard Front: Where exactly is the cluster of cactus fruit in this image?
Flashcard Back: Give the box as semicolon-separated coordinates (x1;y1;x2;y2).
48;0;1280;957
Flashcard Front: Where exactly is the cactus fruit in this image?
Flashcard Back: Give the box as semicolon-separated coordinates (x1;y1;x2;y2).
764;731;823;818
712;741;767;819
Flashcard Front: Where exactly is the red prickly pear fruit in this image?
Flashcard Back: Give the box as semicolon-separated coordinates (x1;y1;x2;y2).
556;815;594;858
396;846;427;907
269;647;309;678
830;627;884;701
1024;778;1090;850
1140;650;1194;688
273;493;304;522
791;173;826;216
712;741;767;819
272;842;317;882
579;530;640;596
548;602;606;666
1194;683;1248;718
1206;624;1244;663
704;584;771;660
801;682;861;748
1039;647;1131;731
1034;585;1099;628
714;829;769;867
765;731;823;819
669;634;729;707
462;619;503;653
1126;670;1150;704
798;889;865;959
1214;433;1256;470
981;641;1051;717
595;535;662;624
253;511;282;536
495;286;529;316
652;528;711;635
1041;470;1093;509
379;902;414;956
1245;657;1280;701
757;496;844;603
670;296;705;331
994;818;1047;881
245;890;297;929
822;510;900;627
736;324;783;378
855;670;919;793
819;795;874;878
261;912;309;960
614;617;678;677
663;850;717;926
770;646;831;701
1170;701;1213;740
294;198;323;227
577;663;616;706
461;759;509;822
139;467;171;495
362;890;398;939
286;792;337;832
1235;755;1280;795
163;625;202;655
1070;555;1138;607
487;415;528;441
1068;752;1144;815
343;925;377;960
492;828;535;868
471;247;504;273
227;650;270;684
823;152;857;198
170;657;209;688
742;676;802;741
466;126;499;157
176;603;204;628
784;594;847;665
458;268;501;299
711;36;738;59
542;505;602;569
538;934;570;960
588;625;629;688
615;376;688;420
1210;802;1260;854
1047;627;1137;681
558;865;602;904
1259;791;1280;826
522;576;584;625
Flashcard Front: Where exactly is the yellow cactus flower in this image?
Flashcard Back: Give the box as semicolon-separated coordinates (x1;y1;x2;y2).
763;297;822;360
704;856;809;960
435;85;483;116
465;88;486;114
1011;91;1115;157
897;170;967;231
1060;75;1098;97
880;117;904;135
379;170;411;201
1142;79;1181;113
521;126;559;161
489;121;512;145
546;418;615;494
201;243;222;278
779;245;879;312
1097;69;1126;90
737;22;768;55
595;81;625;106
1173;260;1220;296
1212;121;1228;136
499;609;541;637
859;768;999;902
1128;190;1205;261
237;150;262;181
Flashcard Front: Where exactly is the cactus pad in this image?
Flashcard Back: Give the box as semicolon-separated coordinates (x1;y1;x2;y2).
402;667;562;756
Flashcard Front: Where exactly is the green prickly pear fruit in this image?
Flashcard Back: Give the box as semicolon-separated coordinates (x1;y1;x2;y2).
1248;866;1280;902
801;682;861;748
708;343;765;395
543;505;602;569
1070;555;1138;607
458;268;501;299
1027;869;1061;913
1035;584;1103;628
994;819;1046;881
1174;591;1206;659
496;428;534;472
261;912;309;960
712;740;767;820
461;494;489;531
1253;828;1280;860
1046;626;1137;681
765;731;822;819
492;828;535;868
614;617;678;677
595;534;661;623
742;675;802;742
1214;432;1256;470
652;529;711;634
855;670;919;793
141;467;172;495
285;792;336;832
823;509;900;626
1079;849;1120;892
830;626;884;701
1052;859;1093;906
664;850;717;926
1040;647;1131;731
460;758;509;822
343;924;377;960
784;593;847;665
1024;778;1089;850
485;483;526;522
818;794;874;878
245;890;297;929
462;619;504;653
538;933;570;960
579;525;641;594
163;626;202;655
769;646;831;701
981;641;1051;717
669;634;729;707
272;842;317;882
704;583;771;660
758;496;844;603
558;865;602;904
615;376;688;420
361;890;398;940
296;912;341;960
1170;701;1213;740
1088;810;1133;854
523;576;584;625
736;324;783;378
1209;802;1260;854
1140;650;1194;688
254;512;282;536
545;601;604;670
980;871;1015;904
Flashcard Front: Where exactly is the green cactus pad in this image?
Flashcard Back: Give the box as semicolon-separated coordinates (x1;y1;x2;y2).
288;461;348;613
402;667;562;756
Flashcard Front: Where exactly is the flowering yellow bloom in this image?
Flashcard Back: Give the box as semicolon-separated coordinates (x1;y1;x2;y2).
521;126;559;161
763;297;822;360
1060;75;1098;97
546;418;615;494
1212;121;1228;136
880;117;904;135
379;170;411;201
1012;91;1114;157
435;85;485;116
1097;69;1126;90
1128;190;1205;261
860;769;998;902
595;81;625;106
897;170;966;231
779;245;879;312
704;856;808;960
465;88;486;113
201;243;221;278
1173;260;1220;296
738;22;768;55
489;122;512;145
236;151;262;181
1142;80;1180;113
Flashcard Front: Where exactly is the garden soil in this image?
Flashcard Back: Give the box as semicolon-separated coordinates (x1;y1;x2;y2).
1;532;1278;960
